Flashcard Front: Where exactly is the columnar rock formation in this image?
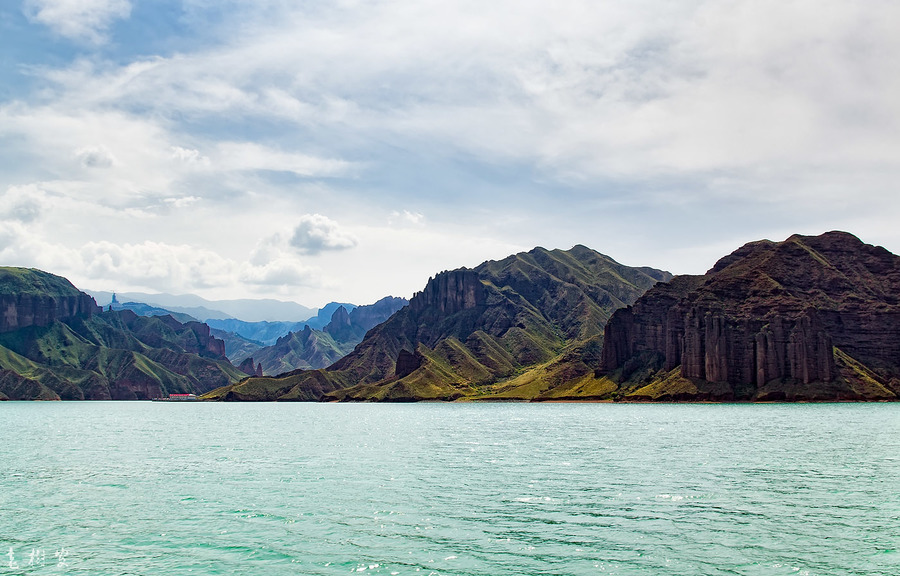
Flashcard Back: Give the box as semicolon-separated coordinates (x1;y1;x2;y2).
600;232;900;400
0;267;100;333
238;357;264;377
410;270;486;315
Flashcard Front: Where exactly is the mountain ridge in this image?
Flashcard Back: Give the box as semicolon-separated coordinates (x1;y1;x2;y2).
597;231;900;401
206;245;671;401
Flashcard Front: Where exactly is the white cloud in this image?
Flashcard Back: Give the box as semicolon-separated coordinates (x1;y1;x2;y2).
79;240;234;290
388;210;425;226
401;210;424;225
75;145;116;168
1;184;47;223
3;0;900;304
0;226;327;296
171;147;210;167
23;0;131;44
28;0;899;194
215;142;353;177
163;196;201;209
0;105;182;201
239;258;321;288
288;214;358;255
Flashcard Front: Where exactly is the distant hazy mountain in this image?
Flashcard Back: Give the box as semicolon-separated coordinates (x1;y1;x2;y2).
304;302;358;329
86;290;316;322
238;297;407;375
205;302;357;346
110;301;199;324
205;319;307;346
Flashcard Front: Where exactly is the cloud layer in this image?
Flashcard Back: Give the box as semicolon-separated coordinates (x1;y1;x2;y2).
1;0;899;304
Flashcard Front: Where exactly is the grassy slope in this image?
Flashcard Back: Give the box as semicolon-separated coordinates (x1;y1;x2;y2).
0;313;245;400
0;267;83;297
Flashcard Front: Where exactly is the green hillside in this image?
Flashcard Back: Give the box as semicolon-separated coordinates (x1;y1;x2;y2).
0;267;84;297
0;267;246;400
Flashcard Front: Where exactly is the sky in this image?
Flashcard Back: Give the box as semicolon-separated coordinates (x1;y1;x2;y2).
1;0;898;308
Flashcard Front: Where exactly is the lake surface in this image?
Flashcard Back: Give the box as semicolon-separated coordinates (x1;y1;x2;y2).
1;402;898;575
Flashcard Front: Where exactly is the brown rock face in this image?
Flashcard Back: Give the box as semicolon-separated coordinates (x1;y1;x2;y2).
394;349;423;378
239;357;265;377
410;270;486;315
186;321;228;358
600;232;900;399
0;293;99;333
238;357;256;374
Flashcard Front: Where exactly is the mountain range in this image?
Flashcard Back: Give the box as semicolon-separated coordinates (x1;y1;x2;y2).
88;290;316;322
0;269;245;400
206;245;671;401
4;231;898;403
204;302;356;346
106;296;407;376
238;297;408;375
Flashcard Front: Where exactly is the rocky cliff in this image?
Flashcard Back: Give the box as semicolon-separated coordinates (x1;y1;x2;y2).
0;268;99;333
599;232;900;401
238;357;264;377
409;270;485;315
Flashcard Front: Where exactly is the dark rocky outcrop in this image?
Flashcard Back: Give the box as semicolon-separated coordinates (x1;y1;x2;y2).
394;349;423;379
323;305;353;341
0;268;100;333
409;270;485;315
237;357;264;377
599;232;900;401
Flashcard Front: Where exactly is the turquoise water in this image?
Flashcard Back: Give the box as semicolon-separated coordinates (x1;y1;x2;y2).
1;403;898;575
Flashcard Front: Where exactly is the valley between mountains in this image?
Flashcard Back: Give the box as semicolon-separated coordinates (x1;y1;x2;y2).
1;231;898;402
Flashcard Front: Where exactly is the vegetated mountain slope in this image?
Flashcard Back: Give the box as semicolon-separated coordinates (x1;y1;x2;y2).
206;246;670;401
596;231;900;401
102;299;266;364
0;268;245;400
239;297;408;375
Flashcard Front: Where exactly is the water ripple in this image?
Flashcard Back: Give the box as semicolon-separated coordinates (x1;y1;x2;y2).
0;402;898;575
